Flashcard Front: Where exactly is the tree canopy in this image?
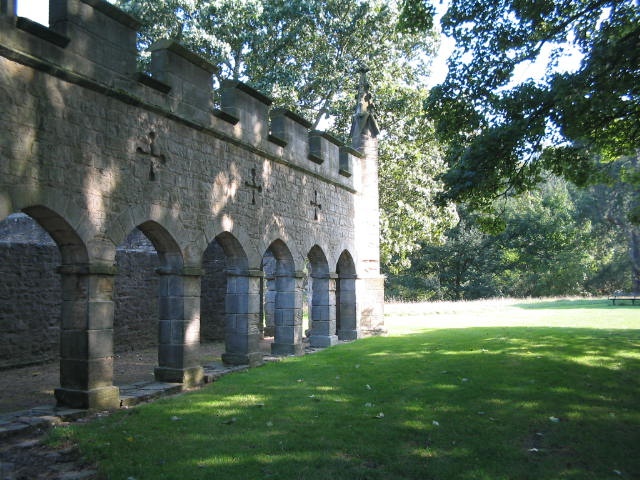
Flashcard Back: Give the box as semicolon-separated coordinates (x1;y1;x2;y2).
402;0;639;221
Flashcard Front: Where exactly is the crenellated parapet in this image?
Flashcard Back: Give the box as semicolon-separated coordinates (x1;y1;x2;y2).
0;0;360;190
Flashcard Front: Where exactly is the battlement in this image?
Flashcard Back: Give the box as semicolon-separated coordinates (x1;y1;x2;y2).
0;0;359;189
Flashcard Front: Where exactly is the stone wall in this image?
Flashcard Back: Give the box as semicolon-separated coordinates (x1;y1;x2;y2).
0;242;61;369
200;240;227;342
0;0;384;407
113;246;159;353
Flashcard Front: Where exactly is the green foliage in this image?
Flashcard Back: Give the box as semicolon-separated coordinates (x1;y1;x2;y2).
61;300;640;479
419;0;640;216
375;85;457;273
388;175;635;300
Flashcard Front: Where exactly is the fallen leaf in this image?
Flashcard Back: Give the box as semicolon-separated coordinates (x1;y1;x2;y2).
375;412;385;419
365;384;372;390
432;420;440;427
549;416;560;423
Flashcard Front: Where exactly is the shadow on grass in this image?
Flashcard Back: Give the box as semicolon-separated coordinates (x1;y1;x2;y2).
69;327;640;480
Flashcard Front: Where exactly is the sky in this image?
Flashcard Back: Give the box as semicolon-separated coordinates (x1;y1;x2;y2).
16;0;48;24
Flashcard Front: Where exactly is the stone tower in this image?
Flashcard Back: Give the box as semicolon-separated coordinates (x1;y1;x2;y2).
350;66;385;335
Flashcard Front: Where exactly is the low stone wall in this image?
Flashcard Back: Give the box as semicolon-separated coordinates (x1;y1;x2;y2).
113;247;159;352
0;242;62;369
200;241;227;342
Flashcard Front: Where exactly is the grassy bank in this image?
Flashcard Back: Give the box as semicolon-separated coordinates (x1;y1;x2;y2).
57;298;640;479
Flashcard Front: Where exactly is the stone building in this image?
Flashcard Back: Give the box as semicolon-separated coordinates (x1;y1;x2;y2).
0;0;384;409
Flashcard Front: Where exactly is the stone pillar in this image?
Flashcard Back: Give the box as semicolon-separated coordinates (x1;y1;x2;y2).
309;273;339;347
271;272;305;355
154;267;204;387
337;274;358;341
54;264;120;410
221;269;263;366
0;0;16;16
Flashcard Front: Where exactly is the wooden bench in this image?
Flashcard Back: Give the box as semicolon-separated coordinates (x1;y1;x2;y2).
608;294;639;305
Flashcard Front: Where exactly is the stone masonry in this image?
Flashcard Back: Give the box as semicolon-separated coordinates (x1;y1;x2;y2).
0;0;384;409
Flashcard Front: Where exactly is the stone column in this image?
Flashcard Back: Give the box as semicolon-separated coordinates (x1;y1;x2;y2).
0;0;17;16
221;269;263;366
309;273;339;347
154;267;204;387
271;272;305;355
337;274;358;340
55;264;120;410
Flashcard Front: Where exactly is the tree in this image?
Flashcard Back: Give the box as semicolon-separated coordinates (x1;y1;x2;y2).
112;0;455;273
385;174;636;300
400;0;639;215
576;156;640;293
373;85;457;273
115;0;437;128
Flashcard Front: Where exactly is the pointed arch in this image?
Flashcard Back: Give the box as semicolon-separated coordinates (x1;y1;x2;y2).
336;250;358;340
307;245;337;347
21;205;88;265
264;239;303;355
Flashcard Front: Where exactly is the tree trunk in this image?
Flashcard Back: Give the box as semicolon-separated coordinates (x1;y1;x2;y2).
629;227;640;294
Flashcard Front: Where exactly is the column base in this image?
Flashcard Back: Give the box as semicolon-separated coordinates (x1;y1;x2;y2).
338;329;359;341
154;366;204;387
55;386;120;410
271;342;305;356
309;334;339;348
222;351;264;367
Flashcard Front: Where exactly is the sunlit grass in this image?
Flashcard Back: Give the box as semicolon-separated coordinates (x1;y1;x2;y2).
56;298;640;479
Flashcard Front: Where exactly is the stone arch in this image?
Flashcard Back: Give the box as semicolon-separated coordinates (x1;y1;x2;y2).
307;245;338;348
336;250;358;340
113;219;202;386
135;220;184;271
1;185;100;263
21;205;88;265
201;232;263;366
264;239;304;355
106;205;190;267
200;218;260;270
260;218;304;272
0;204;119;409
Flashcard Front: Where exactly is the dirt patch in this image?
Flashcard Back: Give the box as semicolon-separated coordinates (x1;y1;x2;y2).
0;428;99;480
0;342;226;414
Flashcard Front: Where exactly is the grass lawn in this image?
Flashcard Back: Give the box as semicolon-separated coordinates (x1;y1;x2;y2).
56;298;640;479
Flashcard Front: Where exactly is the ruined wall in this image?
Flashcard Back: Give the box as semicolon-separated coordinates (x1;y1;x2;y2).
0;0;385;376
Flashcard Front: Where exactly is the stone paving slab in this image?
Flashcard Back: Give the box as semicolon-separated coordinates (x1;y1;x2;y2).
0;360;264;439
